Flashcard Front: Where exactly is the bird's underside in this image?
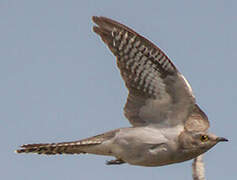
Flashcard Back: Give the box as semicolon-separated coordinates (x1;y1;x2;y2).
16;126;195;167
16;16;223;168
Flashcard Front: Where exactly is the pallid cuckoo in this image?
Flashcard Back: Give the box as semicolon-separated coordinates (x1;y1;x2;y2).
16;16;228;168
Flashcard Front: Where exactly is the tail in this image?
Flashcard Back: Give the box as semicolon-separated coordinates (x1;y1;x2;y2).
16;129;118;155
15;140;100;155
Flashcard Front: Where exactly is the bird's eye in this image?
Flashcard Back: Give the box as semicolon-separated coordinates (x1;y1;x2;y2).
200;135;209;142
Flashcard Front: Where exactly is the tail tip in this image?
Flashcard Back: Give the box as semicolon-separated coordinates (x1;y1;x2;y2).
15;149;24;154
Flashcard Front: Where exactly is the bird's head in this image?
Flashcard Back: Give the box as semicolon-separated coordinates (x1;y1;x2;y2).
179;131;228;158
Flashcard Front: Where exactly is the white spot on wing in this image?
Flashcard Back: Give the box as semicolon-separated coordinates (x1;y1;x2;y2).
134;40;141;47
139;45;146;51
129;36;136;44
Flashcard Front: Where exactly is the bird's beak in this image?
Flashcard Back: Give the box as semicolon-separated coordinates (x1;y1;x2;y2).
217;137;229;142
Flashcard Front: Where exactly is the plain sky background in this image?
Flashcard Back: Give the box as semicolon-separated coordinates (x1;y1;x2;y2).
1;1;236;180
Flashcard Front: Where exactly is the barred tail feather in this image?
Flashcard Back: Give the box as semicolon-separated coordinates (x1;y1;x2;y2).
15;142;84;155
16;130;118;155
15;140;101;155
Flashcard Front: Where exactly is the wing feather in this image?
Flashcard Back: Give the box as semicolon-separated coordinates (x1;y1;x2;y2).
93;16;196;127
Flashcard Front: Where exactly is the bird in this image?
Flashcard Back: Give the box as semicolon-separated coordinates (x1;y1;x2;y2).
16;16;228;167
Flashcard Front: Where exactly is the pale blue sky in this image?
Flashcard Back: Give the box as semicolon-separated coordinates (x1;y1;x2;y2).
1;1;236;180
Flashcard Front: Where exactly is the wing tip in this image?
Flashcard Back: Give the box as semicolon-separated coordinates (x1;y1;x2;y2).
92;16;107;27
92;16;99;24
92;16;97;26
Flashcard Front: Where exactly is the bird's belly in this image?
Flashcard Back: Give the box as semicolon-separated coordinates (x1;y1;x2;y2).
113;142;180;167
124;147;203;167
111;126;184;166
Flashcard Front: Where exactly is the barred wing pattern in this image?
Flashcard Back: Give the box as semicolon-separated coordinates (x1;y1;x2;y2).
93;16;196;127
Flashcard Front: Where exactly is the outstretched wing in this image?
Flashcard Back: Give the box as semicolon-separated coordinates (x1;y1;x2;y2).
93;16;196;127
